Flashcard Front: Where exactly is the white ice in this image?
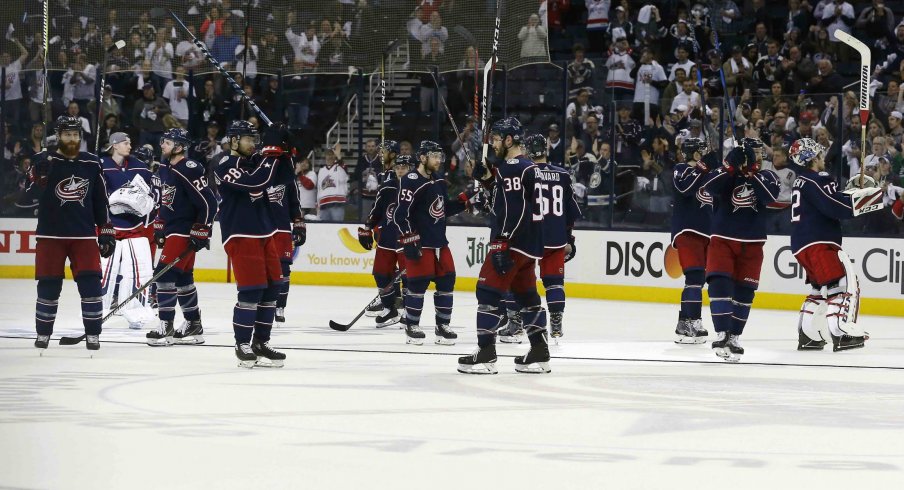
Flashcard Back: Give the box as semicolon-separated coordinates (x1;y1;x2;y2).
0;278;902;489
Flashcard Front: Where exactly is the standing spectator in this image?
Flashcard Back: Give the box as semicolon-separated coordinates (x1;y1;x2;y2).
211;22;240;70
708;0;743;40
285;60;316;128
670;79;702;114
566;89;593;139
126;32;146;69
585;0;612;55
296;157;317;216
635;3;666;50
130;11;157;44
632;47;668;126
317;147;349;221
285;20;320;68
146;30;174;94
63;54;96;116
722;45;753;97
820;0;855;43
754;40;785;96
608;6;634;46
352;139;382;217
668;44;695;82
132;83;171;150
175;25;203;71
808;59;844;107
786;0;814;33
567;44;595;99
235;42;259;83
854;1;895;46
64;101;92;152
97;114;120;154
201;7;226;47
888;111;904;148
409;10;449;58
1;38;28;136
605;35;636;101
875;80;904;122
581;113;604;158
162;66;193;128
196;79;224;134
547;124;565;167
606;102;642;167
191;121;223;167
661;67;688;110
518;14;548;61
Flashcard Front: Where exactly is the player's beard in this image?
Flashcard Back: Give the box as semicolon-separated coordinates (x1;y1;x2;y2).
58;140;80;158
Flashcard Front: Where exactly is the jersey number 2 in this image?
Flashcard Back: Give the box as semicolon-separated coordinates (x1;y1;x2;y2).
790;189;801;222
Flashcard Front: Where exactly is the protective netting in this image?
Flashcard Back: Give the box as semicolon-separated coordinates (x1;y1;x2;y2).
2;0;548;76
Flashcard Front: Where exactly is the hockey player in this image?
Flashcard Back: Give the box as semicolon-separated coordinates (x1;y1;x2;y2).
148;128;217;347
215;121;288;368
260;124;306;325
788;138;885;351
702;137;781;362
31;116;115;352
99;132;157;330
358;141;412;328
670;136;716;344
458;117;550;374
361;140;400;320
393;141;474;345
525;134;581;341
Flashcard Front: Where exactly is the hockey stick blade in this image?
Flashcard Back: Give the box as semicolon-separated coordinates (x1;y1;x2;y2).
329;269;404;332
329;320;354;332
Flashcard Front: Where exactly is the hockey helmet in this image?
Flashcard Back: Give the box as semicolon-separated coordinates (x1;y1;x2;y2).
54;116;83;136
161;128;192;149
680;137;708;158
788;137;823;168
132;144;155;166
227;120;259;138
394;153;415;169
381;139;400;155
525;134;548;160
417;140;445;162
490;116;524;143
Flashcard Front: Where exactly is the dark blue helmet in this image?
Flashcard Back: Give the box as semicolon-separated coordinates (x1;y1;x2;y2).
491;117;524;143
226;120;259;138
381;139;400;154
54;116;83;136
394;154;415;168
417;140;444;159
525;134;547;159
680;137;709;157
161;128;192;148
740;137;764;150
132;144;155;165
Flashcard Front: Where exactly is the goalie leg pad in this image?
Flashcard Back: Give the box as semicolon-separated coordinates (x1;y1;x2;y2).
798;289;828;350
118;238;156;326
100;240;123;315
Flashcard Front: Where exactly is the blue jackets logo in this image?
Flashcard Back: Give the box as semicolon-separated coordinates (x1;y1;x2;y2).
429;196;445;222
160;184;176;210
696;187;713;208
731;184;757;212
267;184;286;204
55;175;89;206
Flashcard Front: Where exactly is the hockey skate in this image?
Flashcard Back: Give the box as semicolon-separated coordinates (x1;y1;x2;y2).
275;307;286;324
35;335;50;354
435;323;457;345
724;334;744;362
712;331;729;360
550;312;564;344
364;297;383;317
457;344;498;374
173;319;205;345
376;306;401;328
515;333;552;374
86;335;100;353
251;339;286;368
235;343;257;368
498;310;524;344
831;334;866;352
797;327;826;351
675;318;708;344
146;320;175;347
404;320;426;345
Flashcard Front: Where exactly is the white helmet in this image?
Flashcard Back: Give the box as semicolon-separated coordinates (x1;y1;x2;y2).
789;138;824;167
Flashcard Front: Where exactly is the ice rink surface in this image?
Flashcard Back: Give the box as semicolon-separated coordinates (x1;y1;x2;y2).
0;278;902;489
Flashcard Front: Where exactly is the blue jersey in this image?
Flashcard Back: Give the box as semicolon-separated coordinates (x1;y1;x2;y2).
490;155;544;258
31;150;110;239
790;168;855;255
537;162;581;248
101;155;156;232
670;157;715;244
265;154;303;234
394;171;467;248
157;156;217;237
367;170;402;250
214;153;283;244
703;162;780;242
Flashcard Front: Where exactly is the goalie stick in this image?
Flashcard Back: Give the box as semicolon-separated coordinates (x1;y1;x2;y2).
168;9;273;127
833;30;871;188
58;250;190;345
329;269;405;332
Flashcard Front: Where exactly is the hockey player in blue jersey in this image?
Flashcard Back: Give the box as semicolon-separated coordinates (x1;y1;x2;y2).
393;141;475;346
31;116;115;352
702;137;781;362
788;138;885;352
358;141;412;328
148;128;218;347
458;117;550;374
670;136;716;344
260;124;306;325
99;132;157;330
215;121;289;367
526;134;581;342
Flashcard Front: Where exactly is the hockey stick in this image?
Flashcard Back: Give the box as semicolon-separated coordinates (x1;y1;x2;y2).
833;30;870;188
710;21;737;147
94;39;127;153
479;0;504;168
58;250;190;345
428;71;471;164
41;0;50;146
240;0;252;119
168;9;272;127
329;269;405;331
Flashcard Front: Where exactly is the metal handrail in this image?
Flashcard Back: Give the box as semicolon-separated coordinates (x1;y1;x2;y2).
326;93;358;151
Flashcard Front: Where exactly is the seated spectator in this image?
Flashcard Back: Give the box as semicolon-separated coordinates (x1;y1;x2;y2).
566;88;593;139
762;147;795;234
409;10;448;58
132;83;171;150
352;138;382;217
722;45;754;97
583;141;614;223
518;14;547;61
888;111;904;148
670;79;701;114
162;66;193;128
754;40;785;96
547;123;565;167
581;112;604;158
668;43;695;82
820;0;855;43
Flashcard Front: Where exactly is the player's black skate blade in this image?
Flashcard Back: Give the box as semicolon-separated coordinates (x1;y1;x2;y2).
831;334;866;352
251;340;286;368
797;328;826;351
235;343;257;368
457;344;498;375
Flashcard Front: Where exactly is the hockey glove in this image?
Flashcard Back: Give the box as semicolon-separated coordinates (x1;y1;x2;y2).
189;223;211;252
564;235;577;263
399;232;422;260
456;190;481;213
357;227;374;251
489;238;514;276
844;187;885;216
33;154;51;187
292;219;307;247
98;223;116;259
261;123;290;156
153;219;166;248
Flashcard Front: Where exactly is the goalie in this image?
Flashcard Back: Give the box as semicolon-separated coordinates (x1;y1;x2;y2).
788;138;885;352
99;133;158;330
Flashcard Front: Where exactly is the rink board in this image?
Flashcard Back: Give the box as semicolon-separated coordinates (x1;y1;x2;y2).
1;218;902;316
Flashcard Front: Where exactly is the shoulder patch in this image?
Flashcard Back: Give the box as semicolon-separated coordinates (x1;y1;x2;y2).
186;161;197;168
408;173;418;180
507;158;518;165
818;171;829;177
